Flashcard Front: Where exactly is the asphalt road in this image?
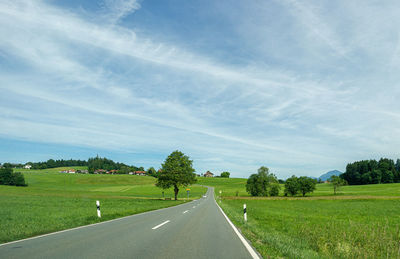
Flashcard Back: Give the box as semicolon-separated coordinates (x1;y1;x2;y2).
0;187;259;259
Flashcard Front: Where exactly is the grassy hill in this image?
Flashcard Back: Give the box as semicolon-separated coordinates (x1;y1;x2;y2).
0;168;206;244
198;176;400;258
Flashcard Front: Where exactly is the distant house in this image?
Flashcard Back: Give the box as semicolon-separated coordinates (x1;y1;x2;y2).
24;165;32;169
204;171;214;177
131;171;146;176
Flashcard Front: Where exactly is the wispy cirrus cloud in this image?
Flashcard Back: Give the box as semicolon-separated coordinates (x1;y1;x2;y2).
99;0;141;24
0;0;399;178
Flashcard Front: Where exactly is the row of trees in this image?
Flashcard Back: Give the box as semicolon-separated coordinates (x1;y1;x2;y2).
29;159;88;170
246;167;318;197
0;168;27;186
1;157;144;174
341;158;400;185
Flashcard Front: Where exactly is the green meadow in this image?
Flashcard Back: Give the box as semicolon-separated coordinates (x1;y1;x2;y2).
0;168;206;244
198;177;400;197
200;177;400;258
4;171;400;258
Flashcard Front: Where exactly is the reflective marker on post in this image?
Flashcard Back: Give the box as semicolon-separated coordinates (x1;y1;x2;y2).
96;200;101;218
244;203;247;222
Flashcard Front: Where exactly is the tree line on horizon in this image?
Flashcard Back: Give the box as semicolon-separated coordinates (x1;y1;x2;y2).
341;158;400;185
0;157;144;174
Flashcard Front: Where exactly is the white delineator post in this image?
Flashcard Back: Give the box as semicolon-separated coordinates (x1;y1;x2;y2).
96;200;101;218
244;204;247;222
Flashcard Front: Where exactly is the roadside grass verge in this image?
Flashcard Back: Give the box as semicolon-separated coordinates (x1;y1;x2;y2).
1;168;207;243
202;177;400;258
219;198;400;259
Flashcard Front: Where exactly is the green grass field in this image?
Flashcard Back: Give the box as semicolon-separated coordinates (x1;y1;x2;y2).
0;168;207;243
199;177;400;258
198;177;400;197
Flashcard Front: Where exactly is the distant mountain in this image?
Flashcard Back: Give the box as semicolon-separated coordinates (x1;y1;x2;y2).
318;170;342;181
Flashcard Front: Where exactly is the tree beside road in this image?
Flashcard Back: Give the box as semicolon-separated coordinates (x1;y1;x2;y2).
156;151;197;200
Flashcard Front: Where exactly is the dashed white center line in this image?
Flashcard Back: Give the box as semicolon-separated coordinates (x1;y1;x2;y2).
193;206;196;208
183;210;189;214
152;220;170;230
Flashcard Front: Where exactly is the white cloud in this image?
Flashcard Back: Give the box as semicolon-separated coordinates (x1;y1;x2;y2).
0;0;399;177
100;0;141;24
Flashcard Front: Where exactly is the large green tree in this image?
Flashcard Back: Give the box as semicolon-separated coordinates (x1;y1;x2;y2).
246;166;279;196
284;175;299;196
297;176;317;197
156;151;196;200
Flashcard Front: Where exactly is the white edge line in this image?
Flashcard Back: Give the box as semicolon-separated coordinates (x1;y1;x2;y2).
0;199;198;247
214;195;260;259
151;220;170;230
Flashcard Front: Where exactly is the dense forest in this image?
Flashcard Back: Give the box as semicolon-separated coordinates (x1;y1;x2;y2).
0;159;87;169
30;159;88;169
341;158;400;185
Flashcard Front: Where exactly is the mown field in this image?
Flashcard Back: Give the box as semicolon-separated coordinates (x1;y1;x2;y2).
0;168;207;244
199;177;400;258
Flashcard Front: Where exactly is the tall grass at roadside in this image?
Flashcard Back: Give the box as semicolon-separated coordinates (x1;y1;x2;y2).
198;176;400;258
220;198;400;258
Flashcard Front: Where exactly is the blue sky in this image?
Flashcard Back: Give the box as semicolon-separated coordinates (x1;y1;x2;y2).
1;0;400;178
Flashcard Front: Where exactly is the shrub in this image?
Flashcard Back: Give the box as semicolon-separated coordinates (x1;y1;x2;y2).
0;168;28;187
13;172;27;186
0;168;13;185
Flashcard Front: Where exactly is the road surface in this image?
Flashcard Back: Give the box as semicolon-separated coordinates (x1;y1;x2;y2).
0;187;259;259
